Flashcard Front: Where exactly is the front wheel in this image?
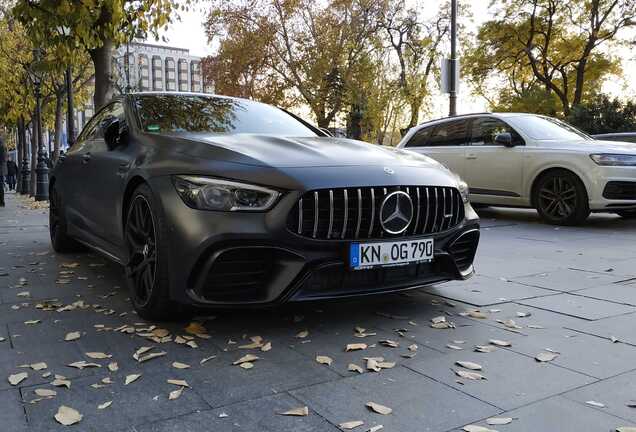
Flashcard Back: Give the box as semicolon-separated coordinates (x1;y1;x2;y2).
124;184;176;321
533;170;590;226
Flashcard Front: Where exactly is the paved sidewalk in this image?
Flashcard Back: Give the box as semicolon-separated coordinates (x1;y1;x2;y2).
2;190;636;432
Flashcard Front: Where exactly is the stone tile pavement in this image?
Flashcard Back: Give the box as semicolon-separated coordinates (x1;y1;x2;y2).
2;193;636;432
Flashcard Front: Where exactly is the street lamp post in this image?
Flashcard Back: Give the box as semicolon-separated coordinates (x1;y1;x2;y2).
448;0;458;116
32;48;49;201
65;66;75;150
19;117;30;195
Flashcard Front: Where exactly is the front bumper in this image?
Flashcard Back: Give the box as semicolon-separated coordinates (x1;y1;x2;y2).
587;165;636;211
148;176;480;306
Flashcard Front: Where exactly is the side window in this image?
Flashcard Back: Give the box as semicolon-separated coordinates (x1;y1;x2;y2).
428;119;470;146
471;117;523;146
404;127;432;147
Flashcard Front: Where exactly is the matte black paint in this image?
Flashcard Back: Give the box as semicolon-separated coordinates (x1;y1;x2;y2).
51;92;480;306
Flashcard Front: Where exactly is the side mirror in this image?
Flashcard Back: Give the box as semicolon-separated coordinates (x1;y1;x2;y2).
494;132;514;147
103;118;126;150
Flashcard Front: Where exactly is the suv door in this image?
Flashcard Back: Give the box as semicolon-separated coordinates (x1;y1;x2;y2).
403;119;470;177
463;116;525;201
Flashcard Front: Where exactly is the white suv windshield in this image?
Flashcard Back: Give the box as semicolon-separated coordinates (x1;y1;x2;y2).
506;115;591;141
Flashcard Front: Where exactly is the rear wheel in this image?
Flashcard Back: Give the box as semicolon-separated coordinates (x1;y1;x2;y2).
49;184;84;253
533;170;590;225
616;210;636;219
124;184;176;321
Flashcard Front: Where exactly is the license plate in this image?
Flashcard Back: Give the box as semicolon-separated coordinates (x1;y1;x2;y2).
350;238;434;269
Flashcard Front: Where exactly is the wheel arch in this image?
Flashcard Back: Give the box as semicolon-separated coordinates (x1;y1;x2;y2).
121;175;149;235
529;166;589;207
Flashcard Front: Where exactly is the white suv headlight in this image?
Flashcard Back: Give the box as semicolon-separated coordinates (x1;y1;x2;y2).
173;176;281;211
590;154;636;166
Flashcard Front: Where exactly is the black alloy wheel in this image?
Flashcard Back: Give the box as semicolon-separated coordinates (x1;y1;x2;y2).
125;195;158;309
534;170;590;225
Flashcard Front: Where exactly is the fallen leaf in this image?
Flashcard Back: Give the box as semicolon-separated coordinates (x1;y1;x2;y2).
379;340;399;348
167;379;190;387
467;310;488;319
200;355;217;364
586;400;606;408
64;331;81;341
431;321;454;329
535;351;559;362
316;355;333;366
239;362;254;369
339;420;364;429
34;388;57;397
626;400;636;408
431;316;446;324
30;362;47;371
261;342;272;352
366;358;382;372
172;362;190;369
489;339;511;347
124;374;141;385
51;378;71;388
486;417;513;425
499;319;522;330
617;428;636;432
455;370;487;380
169;387;184;400
463;426;496;432
296;330;309;338
85;352;111;359
367;426;384;432
279;406;309;416
67;361;101;369
97;401;112;410
516;311;531;318
346;343;368;352
474;345;497;353
348;363;364;374
108;362;118;372
54;406;82;426
366;402;392;415
447;344;463;350
185;322;207;336
8;372;28;386
456;361;483;371
24;319;41;325
233;354;259;365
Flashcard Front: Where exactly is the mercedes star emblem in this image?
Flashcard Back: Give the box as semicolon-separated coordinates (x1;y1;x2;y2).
384;167;395;175
380;191;414;234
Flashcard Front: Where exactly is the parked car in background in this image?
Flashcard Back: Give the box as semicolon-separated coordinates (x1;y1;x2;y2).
398;113;636;225
592;132;636;144
49;92;480;319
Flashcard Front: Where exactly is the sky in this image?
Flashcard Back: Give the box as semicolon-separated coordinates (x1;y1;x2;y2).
151;0;636;121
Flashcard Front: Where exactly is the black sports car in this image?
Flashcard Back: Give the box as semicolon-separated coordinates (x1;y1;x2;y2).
50;92;480;320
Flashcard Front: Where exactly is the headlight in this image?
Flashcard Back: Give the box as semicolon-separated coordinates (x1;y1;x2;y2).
173;176;281;211
455;175;470;203
590;154;636;166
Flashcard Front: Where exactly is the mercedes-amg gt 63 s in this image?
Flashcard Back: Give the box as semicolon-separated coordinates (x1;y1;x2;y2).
49;92;480;319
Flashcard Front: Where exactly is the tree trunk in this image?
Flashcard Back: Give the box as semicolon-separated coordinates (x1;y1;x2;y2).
16;117;25;191
30;121;37;196
90;39;114;110
408;99;422;129
53;92;64;162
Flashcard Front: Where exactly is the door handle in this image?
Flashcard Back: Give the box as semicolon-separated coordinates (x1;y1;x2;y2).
82;153;91;164
466;153;477;160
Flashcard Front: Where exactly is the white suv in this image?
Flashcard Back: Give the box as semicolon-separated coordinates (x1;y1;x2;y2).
398;113;636;225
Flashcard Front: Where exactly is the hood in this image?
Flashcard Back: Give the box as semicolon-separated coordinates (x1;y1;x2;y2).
167;133;443;169
542;139;636;154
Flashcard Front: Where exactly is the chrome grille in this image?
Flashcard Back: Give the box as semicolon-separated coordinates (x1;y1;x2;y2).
288;186;464;240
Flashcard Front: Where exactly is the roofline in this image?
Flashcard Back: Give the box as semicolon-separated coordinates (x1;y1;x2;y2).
412;112;493;129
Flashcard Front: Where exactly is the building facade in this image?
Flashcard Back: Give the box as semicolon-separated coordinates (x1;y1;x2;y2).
71;42;210;141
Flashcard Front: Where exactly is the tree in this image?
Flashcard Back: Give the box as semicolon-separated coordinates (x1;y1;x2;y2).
204;0;387;128
381;0;450;130
466;0;635;116
567;94;636;134
13;0;188;109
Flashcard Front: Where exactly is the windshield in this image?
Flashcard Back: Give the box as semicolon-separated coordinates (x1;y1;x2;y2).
134;94;318;137
506;115;591;141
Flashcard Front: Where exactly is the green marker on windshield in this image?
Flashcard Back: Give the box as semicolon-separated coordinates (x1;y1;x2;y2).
147;124;160;132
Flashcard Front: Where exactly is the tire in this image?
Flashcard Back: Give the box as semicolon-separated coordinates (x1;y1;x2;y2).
124;183;177;321
533;170;590;226
616;210;636;219
49;183;84;253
